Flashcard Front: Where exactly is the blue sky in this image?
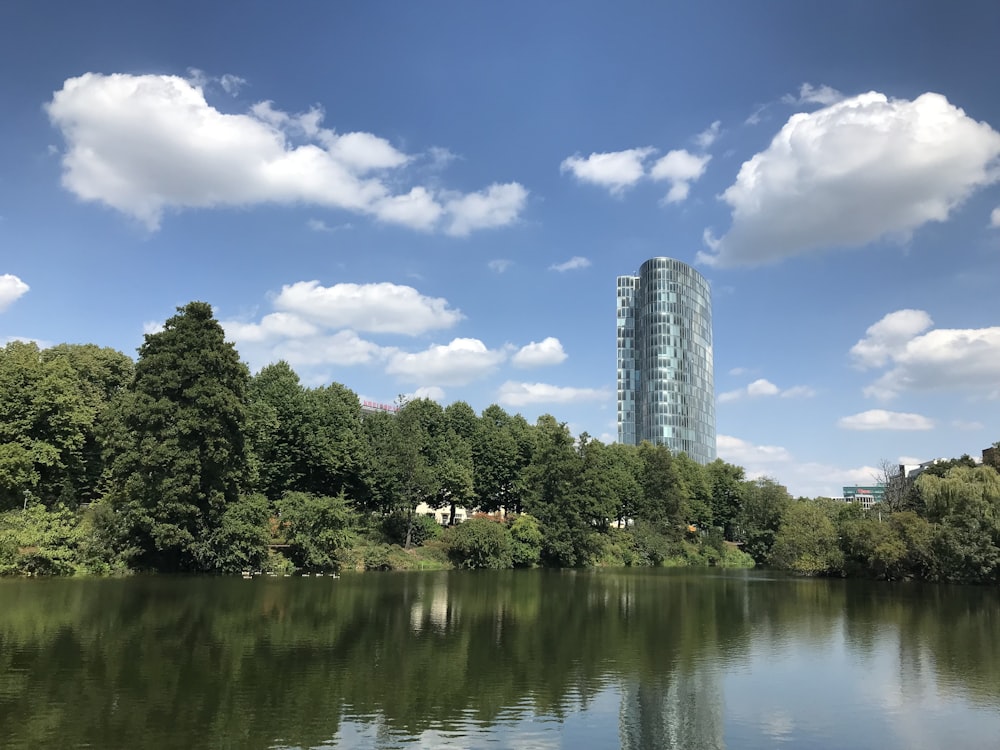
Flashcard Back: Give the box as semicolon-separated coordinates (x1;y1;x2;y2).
2;1;999;497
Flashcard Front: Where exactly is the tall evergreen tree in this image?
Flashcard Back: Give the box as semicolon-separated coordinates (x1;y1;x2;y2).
110;302;251;572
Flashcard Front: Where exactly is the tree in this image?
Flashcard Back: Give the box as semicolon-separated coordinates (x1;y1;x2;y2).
705;459;745;539
736;478;790;564
276;491;353;572
246;361;309;501
523;415;594;566
474;404;529;514
110;302;251;572
770;500;842;575
0;341;132;508
635;442;688;535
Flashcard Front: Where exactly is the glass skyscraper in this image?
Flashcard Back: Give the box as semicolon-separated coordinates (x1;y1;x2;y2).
617;257;716;463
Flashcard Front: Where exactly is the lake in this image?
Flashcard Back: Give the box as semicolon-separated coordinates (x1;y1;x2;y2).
0;569;998;749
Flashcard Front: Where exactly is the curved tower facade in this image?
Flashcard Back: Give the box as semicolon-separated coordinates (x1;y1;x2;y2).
617;257;715;463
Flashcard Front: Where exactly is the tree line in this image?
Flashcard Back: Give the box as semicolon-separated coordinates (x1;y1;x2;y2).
1;301;998;582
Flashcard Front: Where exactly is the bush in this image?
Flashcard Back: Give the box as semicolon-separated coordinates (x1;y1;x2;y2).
445;517;512;569
509;514;542;567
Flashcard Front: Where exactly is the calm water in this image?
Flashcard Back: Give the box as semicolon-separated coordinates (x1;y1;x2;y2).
0;569;998;749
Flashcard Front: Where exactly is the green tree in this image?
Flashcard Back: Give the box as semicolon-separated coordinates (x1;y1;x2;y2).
705;459;745;540
509;513;542;567
246;361;309;501
523;415;594;566
736;477;790;564
770;500;842;575
110;302;251;572
276;491;353;572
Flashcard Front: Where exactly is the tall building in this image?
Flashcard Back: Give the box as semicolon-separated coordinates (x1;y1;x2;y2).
617;257;716;463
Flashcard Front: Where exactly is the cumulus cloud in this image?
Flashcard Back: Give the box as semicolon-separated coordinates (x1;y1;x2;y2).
694;121;722;149
444;183;528;236
512;337;567;368
549;256;591;272
837;409;934;431
560;147;654;194
991;206;1000;227
497;381;610;407
0;274;29;312
272;280;462;335
487;259;512;273
386;338;507;386
650;149;711;203
718;378;814;402
851;309;1000;399
698;91;1000;267
850;309;934;368
46;72;526;233
271;329;388;367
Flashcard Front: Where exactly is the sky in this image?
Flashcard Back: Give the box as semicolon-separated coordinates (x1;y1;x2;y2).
2;1;999;498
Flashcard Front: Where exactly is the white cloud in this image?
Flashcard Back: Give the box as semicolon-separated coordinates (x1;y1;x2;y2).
444;183;528;236
991;206;1000;227
650;149;711;203
694;121;722;149
408;386;446;402
386;338;507;386
783;83;845;107
850;309;934;368
487;259;512;273
837;409;934;431
512;337;567;368
549;256;591;272
46;72;525;234
0;274;29;312
222;311;320;343
747;378;780;397
852;309;1000;399
497;381;610;407
142;320;164;336
272;329;388;367
728;366;749;376
560;147;654;194
718;378;814;402
698;91;1000;267
272;280;462;335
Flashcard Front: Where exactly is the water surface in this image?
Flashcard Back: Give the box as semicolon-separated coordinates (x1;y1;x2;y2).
1;569;998;749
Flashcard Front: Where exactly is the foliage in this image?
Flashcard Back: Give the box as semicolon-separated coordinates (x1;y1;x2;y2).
445;517;512;569
736;478;791;564
0;503;84;576
508;513;542;567
770;500;843;575
109;302;250;572
277;491;354;572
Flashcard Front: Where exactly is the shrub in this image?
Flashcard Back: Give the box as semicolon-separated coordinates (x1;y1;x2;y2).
509;514;542;567
445;517;512;569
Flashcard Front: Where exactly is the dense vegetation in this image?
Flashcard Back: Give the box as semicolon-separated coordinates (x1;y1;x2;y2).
1;301;998;582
